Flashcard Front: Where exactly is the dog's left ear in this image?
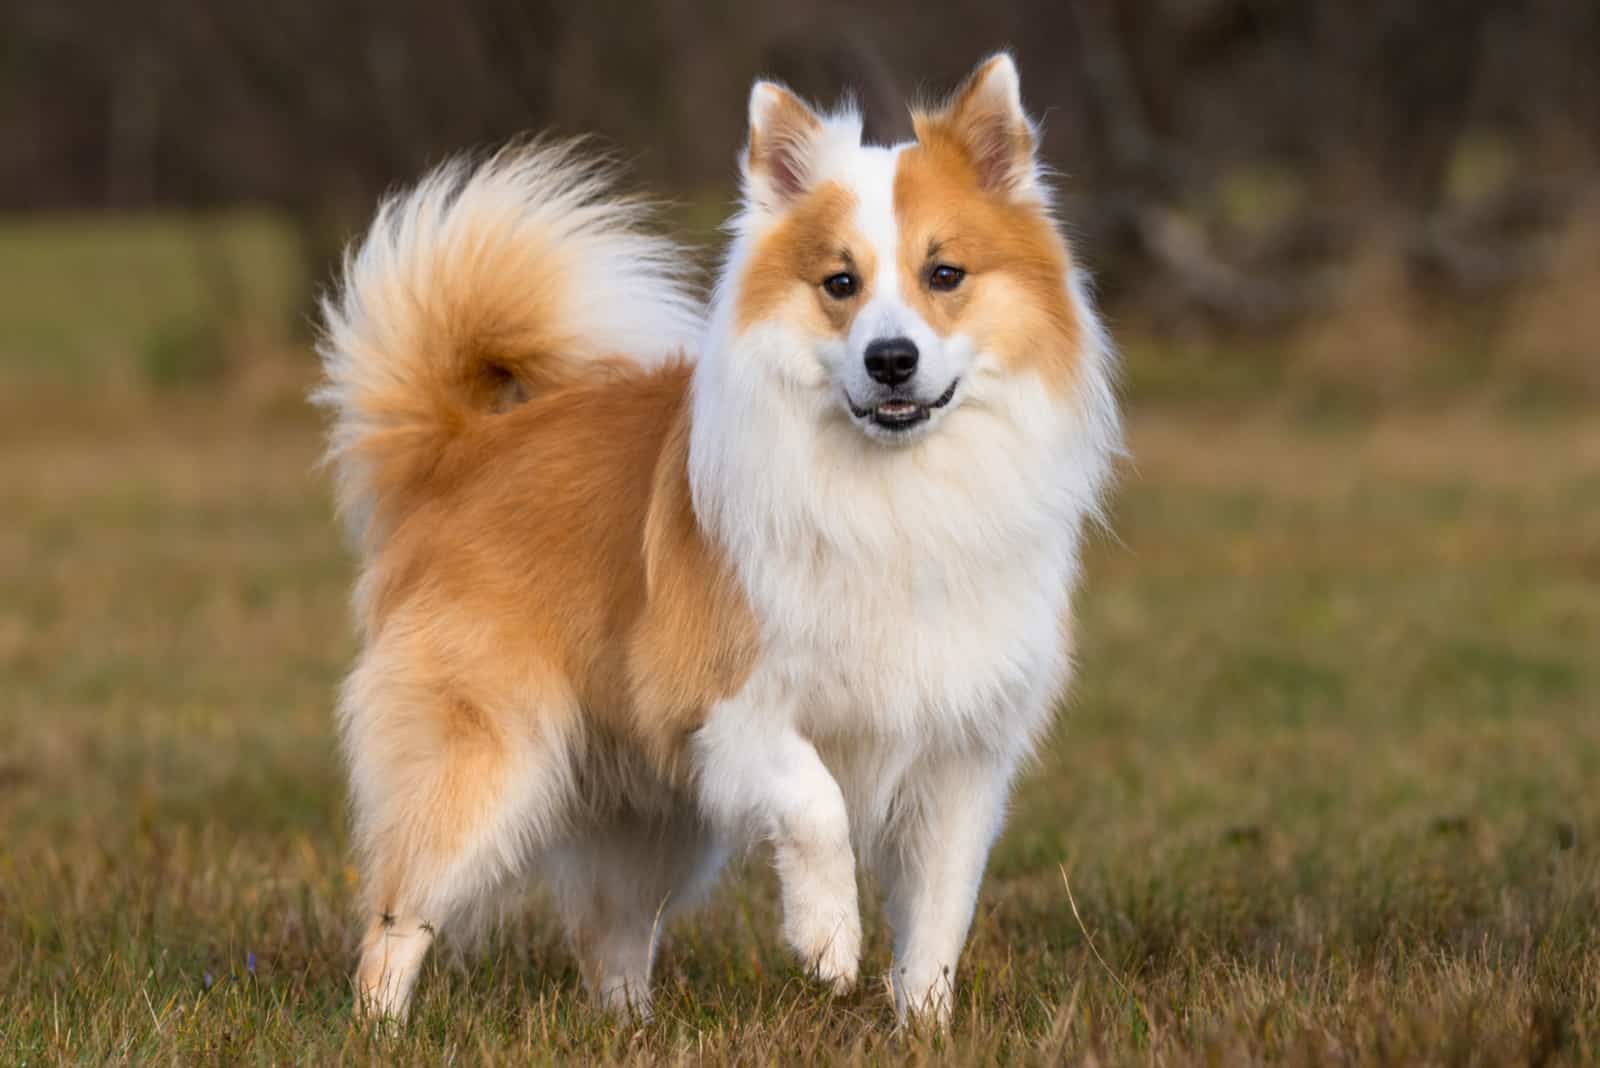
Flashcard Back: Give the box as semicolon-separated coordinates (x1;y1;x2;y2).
743;81;827;214
920;52;1040;199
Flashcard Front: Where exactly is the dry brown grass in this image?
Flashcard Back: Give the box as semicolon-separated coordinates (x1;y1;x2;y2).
1;367;1596;1063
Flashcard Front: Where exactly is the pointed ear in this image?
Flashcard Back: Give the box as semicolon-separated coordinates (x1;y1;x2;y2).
743;81;826;212
921;53;1039;198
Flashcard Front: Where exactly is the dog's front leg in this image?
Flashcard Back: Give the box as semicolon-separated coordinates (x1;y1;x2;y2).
880;752;1015;1025
693;689;860;993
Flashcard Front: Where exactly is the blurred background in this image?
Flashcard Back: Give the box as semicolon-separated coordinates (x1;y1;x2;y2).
2;2;1598;1061
4;0;1598;405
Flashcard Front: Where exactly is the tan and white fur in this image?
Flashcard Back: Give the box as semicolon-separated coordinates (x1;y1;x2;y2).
317;53;1118;1027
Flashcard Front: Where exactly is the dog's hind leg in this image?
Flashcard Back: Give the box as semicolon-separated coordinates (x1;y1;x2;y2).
546;806;726;1017
341;648;579;1022
353;910;434;1024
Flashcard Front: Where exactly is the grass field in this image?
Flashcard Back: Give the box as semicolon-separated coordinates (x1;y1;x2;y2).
0;217;1597;1064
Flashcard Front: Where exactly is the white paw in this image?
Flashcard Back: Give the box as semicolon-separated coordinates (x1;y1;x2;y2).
593;980;653;1021
354;919;433;1026
785;900;861;994
894;965;954;1027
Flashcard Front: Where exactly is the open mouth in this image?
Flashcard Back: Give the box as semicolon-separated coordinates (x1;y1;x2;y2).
847;378;960;431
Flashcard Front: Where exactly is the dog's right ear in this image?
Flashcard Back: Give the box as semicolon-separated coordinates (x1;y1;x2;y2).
917;52;1041;201
743;81;826;213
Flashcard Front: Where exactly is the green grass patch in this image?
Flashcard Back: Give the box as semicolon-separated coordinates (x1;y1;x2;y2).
0;212;304;388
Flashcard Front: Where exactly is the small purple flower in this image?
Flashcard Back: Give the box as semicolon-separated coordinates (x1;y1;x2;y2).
246;952;257;976
203;971;215;990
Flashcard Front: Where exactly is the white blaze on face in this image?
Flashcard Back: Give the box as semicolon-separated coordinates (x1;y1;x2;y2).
826;145;965;414
848;147;904;335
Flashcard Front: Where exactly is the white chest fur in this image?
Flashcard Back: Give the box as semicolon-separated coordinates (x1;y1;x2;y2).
690;327;1109;763
751;502;1078;748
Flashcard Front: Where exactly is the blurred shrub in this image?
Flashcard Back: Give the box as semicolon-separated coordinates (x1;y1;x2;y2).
0;0;1596;403
138;314;228;388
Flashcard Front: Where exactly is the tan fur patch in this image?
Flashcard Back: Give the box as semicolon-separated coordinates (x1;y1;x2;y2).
896;121;1082;393
628;385;760;772
361;361;757;785
735;181;874;337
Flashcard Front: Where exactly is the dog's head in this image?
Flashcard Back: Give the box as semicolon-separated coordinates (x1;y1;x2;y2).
728;54;1087;447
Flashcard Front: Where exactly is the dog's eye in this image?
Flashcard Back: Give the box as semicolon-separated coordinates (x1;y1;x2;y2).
821;272;858;299
929;264;965;292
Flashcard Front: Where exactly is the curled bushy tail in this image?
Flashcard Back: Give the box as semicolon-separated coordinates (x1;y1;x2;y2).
316;140;703;551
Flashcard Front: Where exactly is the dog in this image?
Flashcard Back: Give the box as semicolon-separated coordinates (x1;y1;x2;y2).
316;52;1118;1026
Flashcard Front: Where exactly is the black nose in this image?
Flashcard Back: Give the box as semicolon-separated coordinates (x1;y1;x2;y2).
864;337;919;386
